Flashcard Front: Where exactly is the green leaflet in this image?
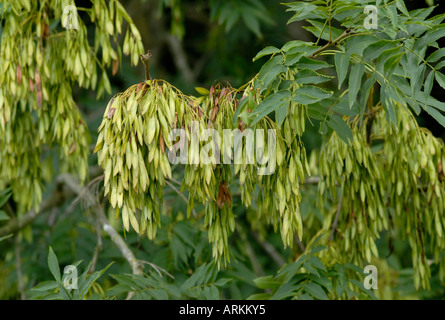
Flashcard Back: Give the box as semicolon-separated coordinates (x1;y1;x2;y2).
348;62;365;108
334;52;350;89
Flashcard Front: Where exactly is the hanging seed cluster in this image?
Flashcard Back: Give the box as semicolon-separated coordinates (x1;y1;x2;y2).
0;0;143;212
181;87;237;262
319;119;388;264
374;107;445;289
255;136;309;247
241;72;310;248
196;82;310;261
95;80;188;239
256;132;309;247
318;105;445;289
95;79;310;263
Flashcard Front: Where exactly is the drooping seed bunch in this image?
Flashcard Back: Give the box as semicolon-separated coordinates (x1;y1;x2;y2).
95;77;311;263
181;85;236;207
245;79;310;249
374;106;445;289
318;105;445;289
0;0;143;212
319;118;388;265
233;83;264;208
203;167;235;264
257;135;309;247
95;80;189;239
181;85;237;262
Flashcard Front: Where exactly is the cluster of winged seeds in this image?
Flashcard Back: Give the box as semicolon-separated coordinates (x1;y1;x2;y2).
0;0;143;212
318;106;445;289
95;79;310;263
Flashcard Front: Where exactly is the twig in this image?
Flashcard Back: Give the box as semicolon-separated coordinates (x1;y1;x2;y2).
140;50;152;81
0;167;104;237
251;231;286;267
42;208;59;248
99;213;142;275
193;51;211;81
60;175;104;221
139;260;175;279
57;174;186;300
329;193;343;241
165;179;197;217
238;225;264;277
309;29;352;59
98;210;142;301
89;221;103;274
167;177;182;186
57;174;141;300
295;234;306;253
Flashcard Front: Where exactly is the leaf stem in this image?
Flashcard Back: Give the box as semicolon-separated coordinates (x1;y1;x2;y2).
309;29;352;59
140;50;152;81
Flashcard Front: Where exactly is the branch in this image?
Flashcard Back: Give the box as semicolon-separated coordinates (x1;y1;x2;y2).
98;213;142;276
245;238;265;277
193;51;212;82
309;29;352;59
59;174;143;300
